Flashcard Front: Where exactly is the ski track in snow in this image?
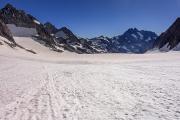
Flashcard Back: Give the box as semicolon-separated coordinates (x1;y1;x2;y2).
0;54;180;120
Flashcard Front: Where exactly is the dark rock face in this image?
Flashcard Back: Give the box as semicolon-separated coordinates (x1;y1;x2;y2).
154;18;180;50
35;24;55;47
0;4;55;47
44;22;58;34
0;19;15;44
0;4;36;28
91;28;158;53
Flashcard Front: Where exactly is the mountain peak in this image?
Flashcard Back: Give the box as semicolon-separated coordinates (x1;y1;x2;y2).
99;35;105;37
3;3;16;10
0;3;34;26
126;28;139;33
60;27;69;31
96;35;109;40
59;27;74;35
44;22;55;26
44;22;58;34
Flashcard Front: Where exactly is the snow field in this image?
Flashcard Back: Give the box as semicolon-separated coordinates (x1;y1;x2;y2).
0;52;180;120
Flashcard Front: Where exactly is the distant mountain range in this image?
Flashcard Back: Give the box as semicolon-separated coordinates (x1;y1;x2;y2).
0;3;179;54
90;28;157;53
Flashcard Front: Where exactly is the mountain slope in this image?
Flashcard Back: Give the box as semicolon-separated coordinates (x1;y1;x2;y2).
154;18;180;51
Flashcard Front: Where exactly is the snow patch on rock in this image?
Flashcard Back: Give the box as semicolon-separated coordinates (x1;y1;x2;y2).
137;32;144;39
160;43;170;52
33;20;41;25
145;37;152;42
131;34;137;39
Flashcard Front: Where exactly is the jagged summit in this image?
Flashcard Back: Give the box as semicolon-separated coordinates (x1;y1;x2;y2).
0;3;36;27
59;27;74;34
59;27;75;37
125;28;139;33
3;3;16;10
55;26;80;43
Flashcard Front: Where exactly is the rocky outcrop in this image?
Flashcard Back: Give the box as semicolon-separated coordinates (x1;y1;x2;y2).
44;22;58;34
0;19;15;44
55;27;80;43
154;18;180;51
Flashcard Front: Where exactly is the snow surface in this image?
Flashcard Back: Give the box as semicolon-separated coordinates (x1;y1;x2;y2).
0;37;180;120
14;37;57;54
7;24;37;37
0;36;30;55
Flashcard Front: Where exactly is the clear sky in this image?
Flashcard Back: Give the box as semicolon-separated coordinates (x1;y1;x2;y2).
0;0;180;38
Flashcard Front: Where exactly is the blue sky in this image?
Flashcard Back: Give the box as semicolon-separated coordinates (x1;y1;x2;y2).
0;0;180;38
